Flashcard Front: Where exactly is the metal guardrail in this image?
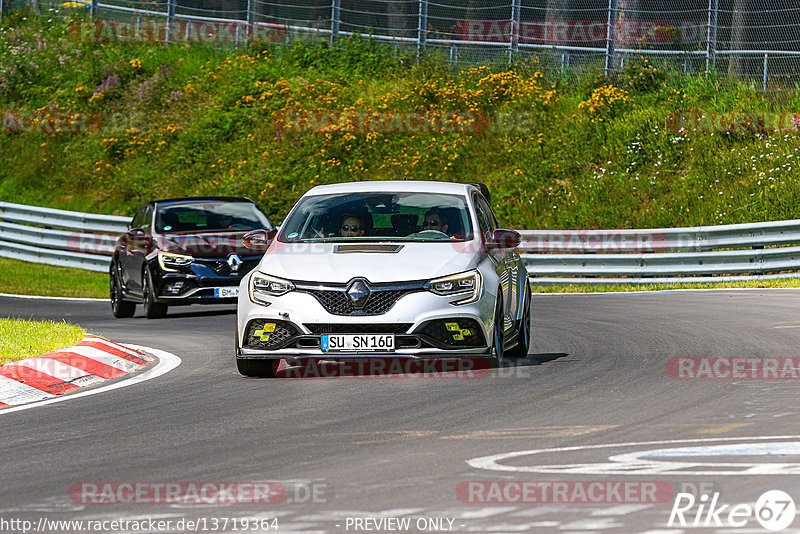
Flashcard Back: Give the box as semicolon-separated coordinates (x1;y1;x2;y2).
0;202;129;272
519;219;800;284
3;200;800;284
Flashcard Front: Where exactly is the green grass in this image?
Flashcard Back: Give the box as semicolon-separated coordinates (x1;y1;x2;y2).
3;12;800;230
5;11;800;298
0;317;85;365
0;257;107;298
531;278;800;293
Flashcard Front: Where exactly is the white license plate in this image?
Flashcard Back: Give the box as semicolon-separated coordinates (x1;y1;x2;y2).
214;287;239;298
321;334;395;352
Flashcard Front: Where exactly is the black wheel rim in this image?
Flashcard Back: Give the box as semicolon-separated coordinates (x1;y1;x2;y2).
143;274;150;313
110;273;118;312
521;295;531;351
494;302;504;363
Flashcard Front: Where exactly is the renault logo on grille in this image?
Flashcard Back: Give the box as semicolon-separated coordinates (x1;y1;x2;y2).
346;279;370;308
227;254;242;273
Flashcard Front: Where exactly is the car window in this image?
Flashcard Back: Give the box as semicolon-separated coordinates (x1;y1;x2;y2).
473;194;495;236
278;192;474;243
155;201;274;234
130;207;143;230
141;206;153;233
477;195;500;229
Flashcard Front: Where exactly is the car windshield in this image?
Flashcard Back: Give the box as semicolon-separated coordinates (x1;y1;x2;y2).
278;192;474;243
155;201;274;234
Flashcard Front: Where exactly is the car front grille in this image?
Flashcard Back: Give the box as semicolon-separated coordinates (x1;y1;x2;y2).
199;258;260;277
295;280;425;316
304;324;413;334
305;289;411;315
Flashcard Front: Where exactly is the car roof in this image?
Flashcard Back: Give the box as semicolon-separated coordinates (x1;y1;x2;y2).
305;181;480;197
150;196;256;207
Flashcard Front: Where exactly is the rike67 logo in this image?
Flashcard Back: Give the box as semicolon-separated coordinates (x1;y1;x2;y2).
668;490;796;531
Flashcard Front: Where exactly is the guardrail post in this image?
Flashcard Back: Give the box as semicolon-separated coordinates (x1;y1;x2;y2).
165;0;176;44
90;0;98;18
417;0;428;61
604;0;618;76
0;0;4;24
509;0;522;65
330;0;340;44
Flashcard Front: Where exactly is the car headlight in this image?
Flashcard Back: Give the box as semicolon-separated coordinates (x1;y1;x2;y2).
158;252;193;272
250;272;295;306
425;270;482;305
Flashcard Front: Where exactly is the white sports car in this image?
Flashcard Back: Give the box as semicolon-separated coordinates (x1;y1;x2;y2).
235;181;530;377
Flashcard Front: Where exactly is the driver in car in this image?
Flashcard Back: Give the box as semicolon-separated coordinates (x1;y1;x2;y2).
422;209;449;235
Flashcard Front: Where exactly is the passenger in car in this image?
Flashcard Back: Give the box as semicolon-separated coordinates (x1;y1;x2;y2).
340;215;366;237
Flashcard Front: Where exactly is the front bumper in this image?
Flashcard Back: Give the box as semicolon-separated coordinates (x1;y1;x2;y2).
237;285;496;358
151;256;261;305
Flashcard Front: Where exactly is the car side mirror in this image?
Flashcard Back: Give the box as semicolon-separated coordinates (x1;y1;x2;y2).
486;229;521;250
243;229;273;249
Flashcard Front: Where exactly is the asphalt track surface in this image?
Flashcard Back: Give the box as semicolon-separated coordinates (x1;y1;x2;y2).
2;290;800;533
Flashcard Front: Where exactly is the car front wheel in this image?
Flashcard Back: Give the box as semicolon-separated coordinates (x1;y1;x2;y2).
236;358;280;378
505;285;531;360
110;262;135;318
142;267;168;319
490;295;504;368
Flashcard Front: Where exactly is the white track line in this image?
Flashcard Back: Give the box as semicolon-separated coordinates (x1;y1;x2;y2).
532;287;800;296
0;292;107;301
0;345;181;415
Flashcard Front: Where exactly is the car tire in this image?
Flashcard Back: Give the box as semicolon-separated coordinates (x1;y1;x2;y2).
490;295;505;368
505;285;531;360
142;267;168;319
110;262;135;318
236;358;280;378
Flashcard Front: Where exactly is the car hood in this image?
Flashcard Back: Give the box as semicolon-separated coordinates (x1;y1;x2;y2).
156;232;256;257
257;241;481;283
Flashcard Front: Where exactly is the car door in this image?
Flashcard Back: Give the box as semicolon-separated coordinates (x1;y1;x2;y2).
119;207;144;291
123;205;154;295
476;194;519;332
473;194;509;331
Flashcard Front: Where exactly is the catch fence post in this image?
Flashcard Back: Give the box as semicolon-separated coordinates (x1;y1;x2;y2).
705;0;712;73
165;0;175;44
331;0;340;44
246;0;254;42
711;0;718;67
509;0;521;65
604;0;618;76
417;0;428;60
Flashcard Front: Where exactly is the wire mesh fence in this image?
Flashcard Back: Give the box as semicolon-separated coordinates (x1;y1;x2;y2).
15;0;800;86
